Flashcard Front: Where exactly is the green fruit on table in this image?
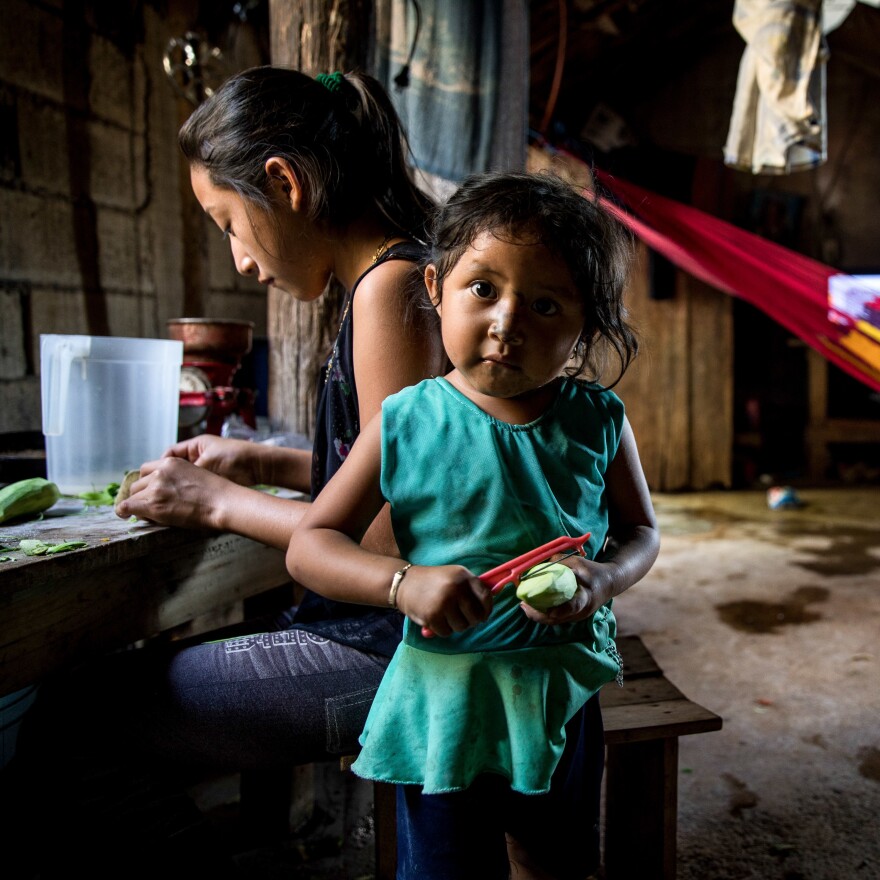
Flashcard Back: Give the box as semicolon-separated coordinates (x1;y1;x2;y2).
516;561;577;611
0;477;61;524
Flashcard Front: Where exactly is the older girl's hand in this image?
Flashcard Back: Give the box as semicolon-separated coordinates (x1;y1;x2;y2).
162;434;265;486
115;457;235;530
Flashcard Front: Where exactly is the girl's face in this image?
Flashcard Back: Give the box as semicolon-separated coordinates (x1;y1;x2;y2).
426;231;585;418
189;164;329;301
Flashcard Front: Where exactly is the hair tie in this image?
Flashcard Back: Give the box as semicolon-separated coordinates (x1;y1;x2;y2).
316;71;344;93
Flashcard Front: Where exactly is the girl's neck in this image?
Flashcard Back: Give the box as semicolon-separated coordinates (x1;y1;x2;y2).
332;216;401;290
445;372;563;425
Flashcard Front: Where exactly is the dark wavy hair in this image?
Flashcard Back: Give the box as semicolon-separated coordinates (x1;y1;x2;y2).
178;65;434;241
428;170;639;385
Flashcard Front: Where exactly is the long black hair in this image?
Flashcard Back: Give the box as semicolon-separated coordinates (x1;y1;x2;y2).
179;65;435;242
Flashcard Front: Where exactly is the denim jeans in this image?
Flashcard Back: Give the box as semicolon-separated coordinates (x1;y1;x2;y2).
2;618;392;875
396;694;604;880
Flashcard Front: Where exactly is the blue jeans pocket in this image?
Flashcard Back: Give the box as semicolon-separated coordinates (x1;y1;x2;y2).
325;686;379;754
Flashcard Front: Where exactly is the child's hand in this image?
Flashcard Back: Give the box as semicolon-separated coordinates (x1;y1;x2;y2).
518;557;614;626
396;565;493;637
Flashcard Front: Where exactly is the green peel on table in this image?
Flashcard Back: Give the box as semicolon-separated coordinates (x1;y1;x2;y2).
76;482;121;507
19;539;88;556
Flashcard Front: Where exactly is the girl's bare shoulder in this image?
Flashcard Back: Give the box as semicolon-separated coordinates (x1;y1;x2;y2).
357;254;423;300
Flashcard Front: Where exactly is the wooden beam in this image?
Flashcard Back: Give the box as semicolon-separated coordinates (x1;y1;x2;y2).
266;0;372;436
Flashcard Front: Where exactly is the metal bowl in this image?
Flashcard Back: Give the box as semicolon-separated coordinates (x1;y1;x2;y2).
167;318;254;362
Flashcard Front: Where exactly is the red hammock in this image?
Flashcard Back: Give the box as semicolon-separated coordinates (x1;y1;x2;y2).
576;165;880;393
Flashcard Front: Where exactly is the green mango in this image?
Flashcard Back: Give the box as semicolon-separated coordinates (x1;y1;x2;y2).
0;478;60;524
516;561;577;611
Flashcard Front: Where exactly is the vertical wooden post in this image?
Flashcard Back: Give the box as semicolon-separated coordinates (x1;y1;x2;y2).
266;0;372;436
806;347;830;481
604;738;679;880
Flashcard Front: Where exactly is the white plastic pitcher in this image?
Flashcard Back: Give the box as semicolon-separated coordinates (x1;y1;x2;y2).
40;335;183;495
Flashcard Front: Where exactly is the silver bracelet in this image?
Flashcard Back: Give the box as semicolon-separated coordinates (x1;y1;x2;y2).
388;562;413;609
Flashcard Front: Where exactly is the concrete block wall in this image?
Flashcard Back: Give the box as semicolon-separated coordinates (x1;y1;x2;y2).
0;0;267;438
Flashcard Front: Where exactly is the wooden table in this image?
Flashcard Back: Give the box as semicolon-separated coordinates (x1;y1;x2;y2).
0;500;291;697
602;634;723;879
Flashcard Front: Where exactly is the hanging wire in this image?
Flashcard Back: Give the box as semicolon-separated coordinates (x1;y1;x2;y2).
538;0;568;135
393;0;422;89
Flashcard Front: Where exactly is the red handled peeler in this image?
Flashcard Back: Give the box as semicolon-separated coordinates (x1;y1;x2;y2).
420;532;591;638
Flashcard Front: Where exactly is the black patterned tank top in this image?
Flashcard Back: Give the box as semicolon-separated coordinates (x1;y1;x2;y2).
289;241;428;657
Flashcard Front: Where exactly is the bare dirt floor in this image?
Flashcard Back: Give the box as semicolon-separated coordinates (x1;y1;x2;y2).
612;487;880;880
203;486;880;880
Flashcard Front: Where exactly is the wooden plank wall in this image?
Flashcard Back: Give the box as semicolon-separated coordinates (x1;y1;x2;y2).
688;275;733;488
617;245;733;492
527;145;733;491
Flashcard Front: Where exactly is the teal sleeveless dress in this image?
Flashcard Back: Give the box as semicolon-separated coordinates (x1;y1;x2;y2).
351;377;625;794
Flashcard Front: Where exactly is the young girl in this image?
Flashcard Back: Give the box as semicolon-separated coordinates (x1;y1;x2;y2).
288;170;661;880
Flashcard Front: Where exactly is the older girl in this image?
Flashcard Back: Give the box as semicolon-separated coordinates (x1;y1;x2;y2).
5;65;445;874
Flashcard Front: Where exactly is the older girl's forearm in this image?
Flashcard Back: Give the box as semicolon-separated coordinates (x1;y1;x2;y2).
256;445;313;493
215;483;312;551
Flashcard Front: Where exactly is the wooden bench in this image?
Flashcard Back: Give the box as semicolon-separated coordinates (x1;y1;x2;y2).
345;633;722;880
601;634;723;879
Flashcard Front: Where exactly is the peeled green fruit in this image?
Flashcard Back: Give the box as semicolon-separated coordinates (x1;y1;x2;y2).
516;561;577;611
0;477;61;524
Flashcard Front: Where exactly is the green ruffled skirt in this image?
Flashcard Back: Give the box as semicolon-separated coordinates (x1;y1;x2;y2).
352;622;621;795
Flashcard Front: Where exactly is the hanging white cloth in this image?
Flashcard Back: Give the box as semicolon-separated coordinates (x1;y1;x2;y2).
372;0;528;193
723;0;827;174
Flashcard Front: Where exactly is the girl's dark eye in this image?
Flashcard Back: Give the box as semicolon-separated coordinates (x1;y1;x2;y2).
470;281;495;299
221;226;233;241
532;298;560;316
